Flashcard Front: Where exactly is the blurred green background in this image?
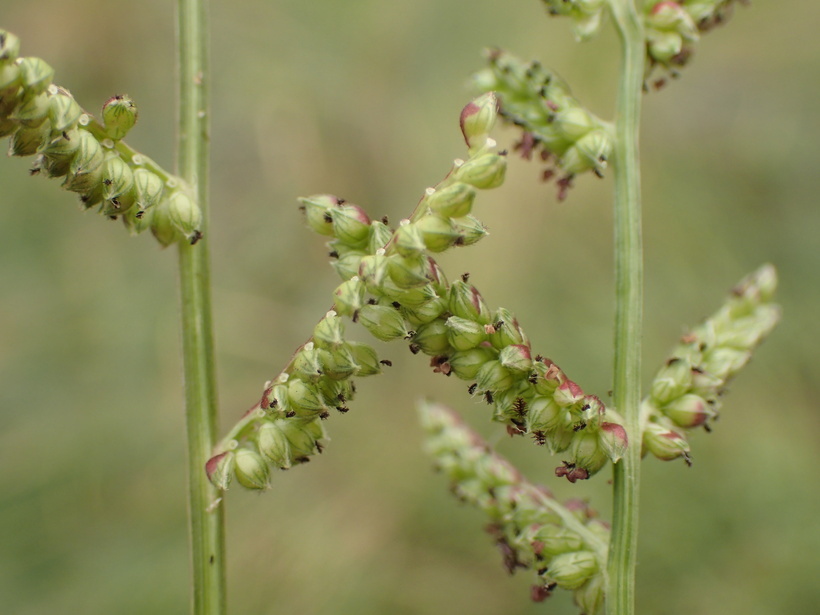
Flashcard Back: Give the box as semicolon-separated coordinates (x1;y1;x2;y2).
1;1;818;613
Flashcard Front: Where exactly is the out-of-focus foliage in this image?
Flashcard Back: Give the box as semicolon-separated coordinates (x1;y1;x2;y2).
0;1;817;614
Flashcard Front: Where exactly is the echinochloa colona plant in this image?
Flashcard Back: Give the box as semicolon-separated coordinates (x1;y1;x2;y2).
1;1;778;614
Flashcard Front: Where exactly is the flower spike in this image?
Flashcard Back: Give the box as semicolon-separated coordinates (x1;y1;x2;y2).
643;1;751;87
215;95;623;490
295;95;624;481
473;49;614;199
420;401;609;613
642;265;780;463
0;29;202;246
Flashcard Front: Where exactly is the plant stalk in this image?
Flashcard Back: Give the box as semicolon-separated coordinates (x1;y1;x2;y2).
176;1;227;614
606;2;644;615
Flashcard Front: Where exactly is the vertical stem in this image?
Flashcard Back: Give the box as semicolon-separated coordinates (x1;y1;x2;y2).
606;2;644;615
176;1;227;614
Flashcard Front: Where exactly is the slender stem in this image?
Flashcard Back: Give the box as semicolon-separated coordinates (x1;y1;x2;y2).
606;2;644;615
176;1;227;614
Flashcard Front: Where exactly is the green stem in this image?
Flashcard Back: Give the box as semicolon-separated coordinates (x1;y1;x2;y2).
606;2;644;615
176;1;226;614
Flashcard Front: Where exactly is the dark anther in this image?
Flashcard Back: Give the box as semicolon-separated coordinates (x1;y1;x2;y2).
409;343;421;355
336;405;349;414
328;250;339;258
573;421;587;432
285;411;296;418
190;230;204;245
461;272;470;282
430;355;452;376
568;467;589;482
323;212;333;223
484;390;494;405
530;583;552;603
556;461;589;483
379;359;393;367
468;383;478;395
495;535;522;575
557;175;574;201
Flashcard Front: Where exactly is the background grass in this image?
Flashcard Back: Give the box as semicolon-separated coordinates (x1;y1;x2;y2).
1;1;818;613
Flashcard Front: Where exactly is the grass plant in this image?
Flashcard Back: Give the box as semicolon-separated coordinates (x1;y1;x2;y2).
0;2;795;614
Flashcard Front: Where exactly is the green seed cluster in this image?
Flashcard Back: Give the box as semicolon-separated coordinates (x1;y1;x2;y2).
539;0;608;41
642;264;780;464
420;401;609;614
0;29;202;245
211;94;624;490
302;95;626;482
206;310;387;490
473;49;614;200
644;1;748;86
207;94;506;491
